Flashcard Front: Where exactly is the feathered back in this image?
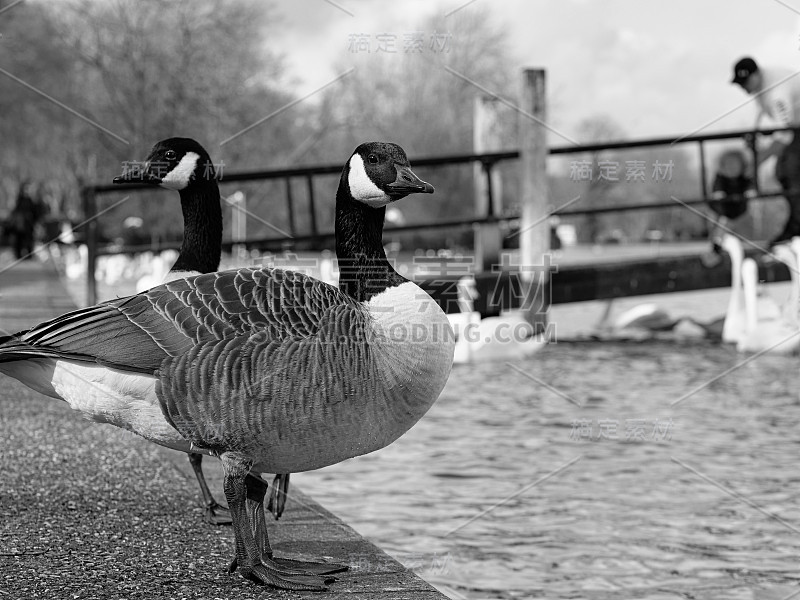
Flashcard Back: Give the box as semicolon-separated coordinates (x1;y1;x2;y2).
0;268;356;374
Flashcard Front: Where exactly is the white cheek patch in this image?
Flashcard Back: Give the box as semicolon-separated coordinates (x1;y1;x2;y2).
161;151;200;190
348;153;391;207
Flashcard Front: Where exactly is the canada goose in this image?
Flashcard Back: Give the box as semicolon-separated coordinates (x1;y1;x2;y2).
0;141;452;590
114;137;231;526
449;276;546;362
737;255;800;354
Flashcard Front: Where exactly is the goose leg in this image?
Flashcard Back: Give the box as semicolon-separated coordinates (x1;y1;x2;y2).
228;473;347;577
267;473;290;520
221;453;328;591
188;453;232;525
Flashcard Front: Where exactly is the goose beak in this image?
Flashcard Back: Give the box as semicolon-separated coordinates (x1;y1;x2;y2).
386;165;435;197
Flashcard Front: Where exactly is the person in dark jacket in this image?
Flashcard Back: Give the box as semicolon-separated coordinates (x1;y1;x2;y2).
708;148;756;222
8;182;44;259
703;149;756;266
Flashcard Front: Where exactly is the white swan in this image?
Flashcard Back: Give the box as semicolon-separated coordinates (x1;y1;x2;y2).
446;277;481;364
719;234;787;345
737;254;800;354
785;236;800;327
720;234;747;344
447;276;546;363
612;302;681;332
591;299;682;340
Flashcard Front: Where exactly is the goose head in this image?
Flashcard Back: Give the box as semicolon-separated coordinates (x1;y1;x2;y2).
343;142;434;208
113;137;215;191
336;142;434;302
113;137;222;276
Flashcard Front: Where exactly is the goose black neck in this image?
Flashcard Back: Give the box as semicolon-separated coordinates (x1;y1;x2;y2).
171;181;222;274
335;178;406;302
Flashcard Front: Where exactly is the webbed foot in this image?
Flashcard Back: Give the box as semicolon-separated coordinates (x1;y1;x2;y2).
229;554;345;577
205;501;232;526
239;556;329;591
272;556;349;575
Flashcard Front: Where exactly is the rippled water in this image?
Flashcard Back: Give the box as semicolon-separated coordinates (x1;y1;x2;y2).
295;294;800;599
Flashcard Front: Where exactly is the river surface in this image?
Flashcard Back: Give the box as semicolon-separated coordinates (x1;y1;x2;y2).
294;288;800;600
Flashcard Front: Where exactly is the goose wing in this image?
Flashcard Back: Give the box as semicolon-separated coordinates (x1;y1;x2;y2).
12;268;353;374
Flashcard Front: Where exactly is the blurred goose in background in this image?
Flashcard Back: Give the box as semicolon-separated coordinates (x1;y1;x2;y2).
737;254;800;354
0;141;450;590
448;276;546;363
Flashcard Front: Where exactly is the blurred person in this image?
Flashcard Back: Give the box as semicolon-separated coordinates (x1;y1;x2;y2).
702;148;757;267
708;148;756;235
732;56;800;246
8;181;45;259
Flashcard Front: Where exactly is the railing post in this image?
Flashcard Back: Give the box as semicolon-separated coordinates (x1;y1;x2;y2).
698;140;708;200
473;95;503;273
306;175;318;237
81;184;97;306
285;178;296;237
229;191;247;260
746;130;760;195
519;68;550;333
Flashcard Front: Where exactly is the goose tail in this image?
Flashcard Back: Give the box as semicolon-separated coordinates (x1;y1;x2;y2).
0;333;25;362
0;333;58;363
0;333;67;399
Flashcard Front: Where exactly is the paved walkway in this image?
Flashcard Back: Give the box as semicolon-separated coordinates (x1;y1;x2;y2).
0;256;447;599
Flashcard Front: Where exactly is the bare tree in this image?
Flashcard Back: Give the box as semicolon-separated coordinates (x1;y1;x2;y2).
0;0;305;243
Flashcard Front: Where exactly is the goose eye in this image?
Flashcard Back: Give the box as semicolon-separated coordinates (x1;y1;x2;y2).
165;150;177;161
367;154;378;164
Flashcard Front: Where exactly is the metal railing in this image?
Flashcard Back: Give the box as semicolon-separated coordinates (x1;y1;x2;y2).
79;126;793;303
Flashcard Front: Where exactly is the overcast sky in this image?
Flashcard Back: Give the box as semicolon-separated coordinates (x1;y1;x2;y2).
270;0;800;144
